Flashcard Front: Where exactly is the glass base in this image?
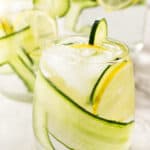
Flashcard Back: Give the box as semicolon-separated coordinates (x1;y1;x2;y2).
34;140;45;150
0;73;33;102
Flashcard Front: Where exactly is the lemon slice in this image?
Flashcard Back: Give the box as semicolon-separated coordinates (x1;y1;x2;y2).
97;0;141;11
33;0;70;17
0;19;14;73
0;23;5;37
14;10;57;49
71;43;105;50
0;18;13;35
91;60;135;122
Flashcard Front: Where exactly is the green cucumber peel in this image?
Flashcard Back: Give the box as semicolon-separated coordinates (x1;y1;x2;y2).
0;26;30;40
89;18;108;46
90;65;111;103
33;71;134;150
17;47;34;70
0;26;30;65
0;26;36;92
40;70;133;125
33;105;55;150
9;56;35;92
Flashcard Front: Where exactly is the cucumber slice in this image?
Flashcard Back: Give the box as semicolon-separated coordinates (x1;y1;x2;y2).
90;60;135;122
89;19;108;46
65;0;97;32
33;83;55;150
49;132;73;150
0;18;34;73
90;65;111;101
14;10;57;50
33;71;133;150
34;0;70;17
0;26;30;65
9;55;35;92
0;26;36;91
17;47;34;71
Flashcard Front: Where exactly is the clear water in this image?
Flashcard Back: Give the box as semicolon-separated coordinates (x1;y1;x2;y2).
77;5;147;52
40;43;126;112
36;43;133;150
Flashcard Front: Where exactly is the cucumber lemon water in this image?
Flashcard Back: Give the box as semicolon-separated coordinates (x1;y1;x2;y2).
0;10;57;101
33;19;135;150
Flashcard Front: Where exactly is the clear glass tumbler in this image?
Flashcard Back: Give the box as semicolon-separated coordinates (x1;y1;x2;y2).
0;1;57;102
33;36;135;150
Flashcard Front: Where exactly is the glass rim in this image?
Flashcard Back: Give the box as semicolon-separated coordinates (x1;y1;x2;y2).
43;35;130;65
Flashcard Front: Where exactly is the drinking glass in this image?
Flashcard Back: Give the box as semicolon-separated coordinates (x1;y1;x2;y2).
33;36;135;150
0;1;57;102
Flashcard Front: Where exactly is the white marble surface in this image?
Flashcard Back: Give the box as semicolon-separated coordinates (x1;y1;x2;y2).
0;94;35;150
